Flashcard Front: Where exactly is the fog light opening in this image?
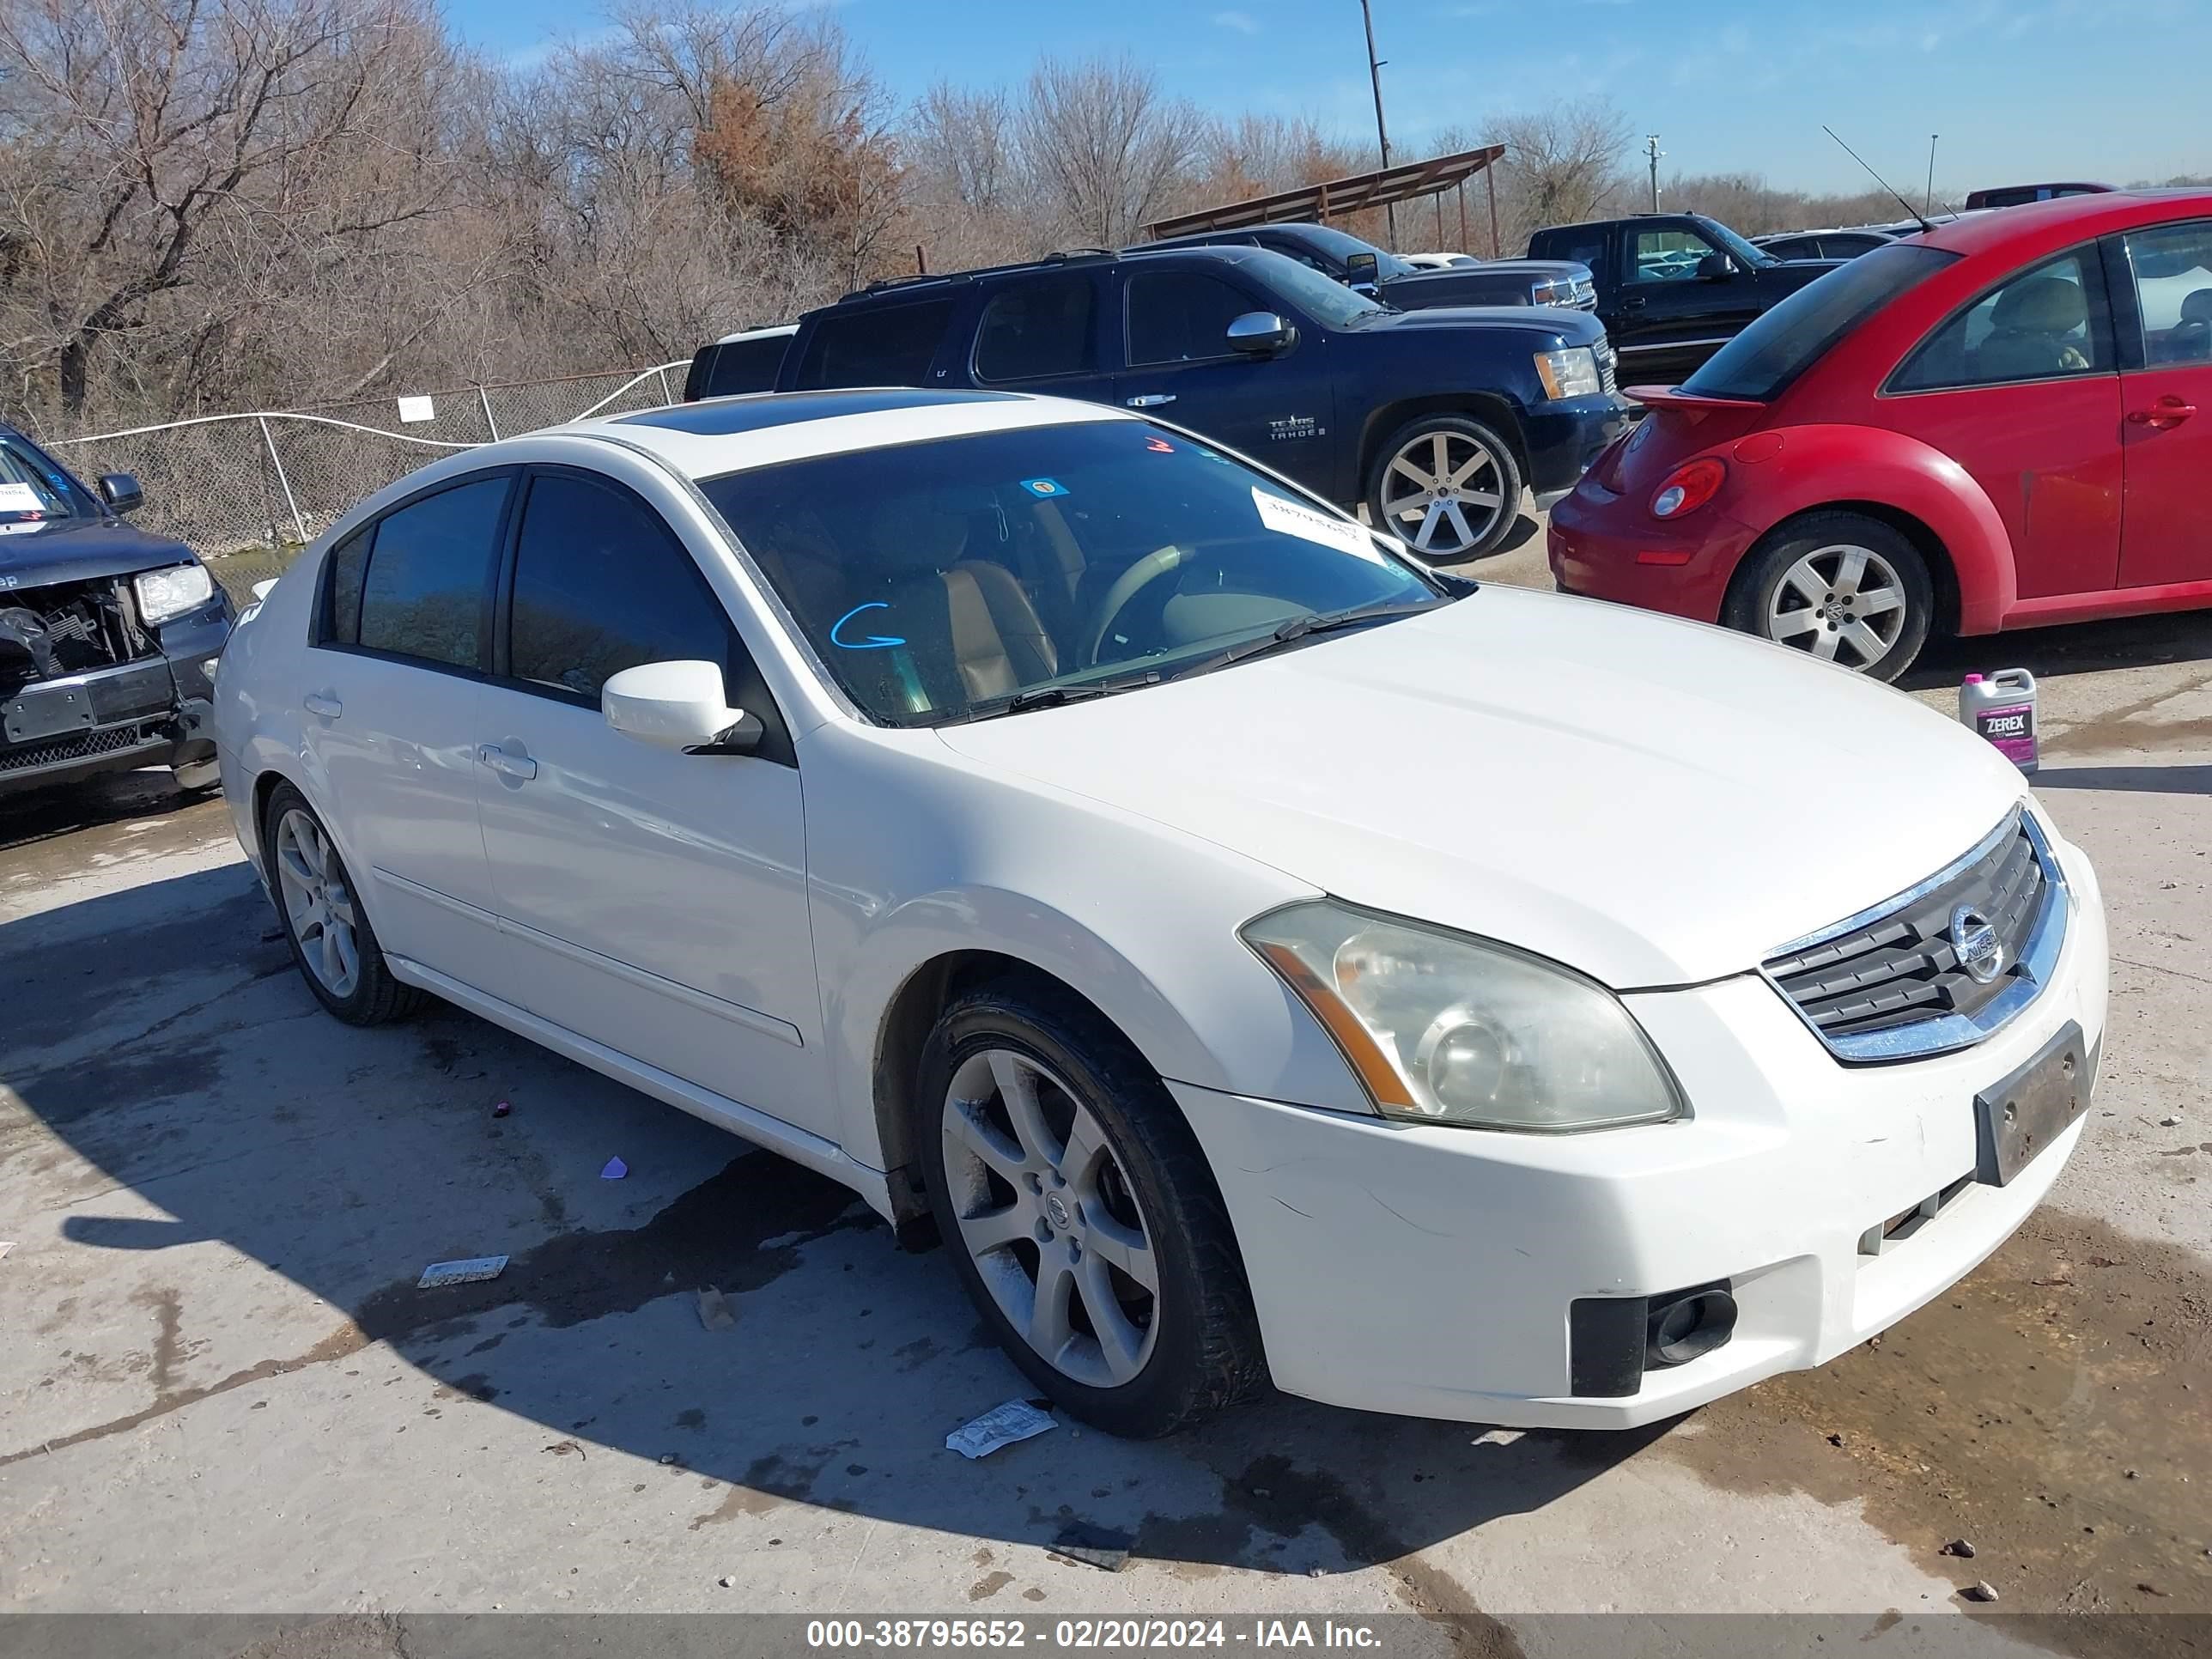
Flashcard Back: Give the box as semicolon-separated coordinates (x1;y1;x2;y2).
1645;1283;1736;1370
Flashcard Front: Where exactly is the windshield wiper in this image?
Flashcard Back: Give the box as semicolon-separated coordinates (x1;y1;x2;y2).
1170;601;1438;679
970;670;1164;721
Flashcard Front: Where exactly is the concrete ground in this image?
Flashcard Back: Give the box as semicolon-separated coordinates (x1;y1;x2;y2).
3;512;2209;1657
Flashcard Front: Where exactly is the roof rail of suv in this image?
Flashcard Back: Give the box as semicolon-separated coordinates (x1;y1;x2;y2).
842;246;1128;303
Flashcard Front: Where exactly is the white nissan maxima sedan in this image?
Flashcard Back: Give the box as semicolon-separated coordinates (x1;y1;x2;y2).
216;388;2108;1437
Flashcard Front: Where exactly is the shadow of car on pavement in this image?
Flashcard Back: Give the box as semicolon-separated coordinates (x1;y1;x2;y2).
3;860;1665;1589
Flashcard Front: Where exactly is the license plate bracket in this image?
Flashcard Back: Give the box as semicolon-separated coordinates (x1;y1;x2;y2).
1974;1020;2089;1187
3;682;98;744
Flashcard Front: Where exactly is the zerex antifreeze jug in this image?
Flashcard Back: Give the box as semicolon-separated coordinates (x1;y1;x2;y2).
1960;670;2039;774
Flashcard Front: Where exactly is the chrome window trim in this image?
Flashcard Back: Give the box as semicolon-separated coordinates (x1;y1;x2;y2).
1760;805;2070;1064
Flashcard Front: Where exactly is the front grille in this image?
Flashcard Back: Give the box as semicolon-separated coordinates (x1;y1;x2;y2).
1597;344;1619;395
1763;810;2063;1061
0;720;165;775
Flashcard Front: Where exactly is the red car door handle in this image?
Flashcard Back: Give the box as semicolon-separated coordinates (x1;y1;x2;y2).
2128;396;2196;428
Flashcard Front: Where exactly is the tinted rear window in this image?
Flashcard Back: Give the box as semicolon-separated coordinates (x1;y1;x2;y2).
1682;244;1958;400
792;301;954;390
705;334;792;398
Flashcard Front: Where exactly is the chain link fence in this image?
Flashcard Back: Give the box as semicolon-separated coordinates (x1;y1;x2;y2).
46;362;686;561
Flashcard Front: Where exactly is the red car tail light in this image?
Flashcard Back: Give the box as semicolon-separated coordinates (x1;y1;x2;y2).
1650;458;1727;520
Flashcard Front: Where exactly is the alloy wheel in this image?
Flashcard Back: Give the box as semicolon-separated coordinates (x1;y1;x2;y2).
939;1048;1159;1389
274;808;361;1000
1379;430;1508;556
1764;544;1908;669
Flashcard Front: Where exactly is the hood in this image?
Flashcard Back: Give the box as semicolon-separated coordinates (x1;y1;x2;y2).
1355;304;1606;347
0;514;198;588
1388;259;1589;289
938;586;2027;989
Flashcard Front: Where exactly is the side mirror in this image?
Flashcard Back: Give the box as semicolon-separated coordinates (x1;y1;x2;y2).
1344;251;1380;288
602;659;761;754
99;473;143;514
1226;311;1297;356
1696;252;1739;282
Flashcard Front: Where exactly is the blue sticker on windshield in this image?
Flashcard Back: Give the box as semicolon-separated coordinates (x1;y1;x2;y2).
830;601;906;650
1019;477;1068;498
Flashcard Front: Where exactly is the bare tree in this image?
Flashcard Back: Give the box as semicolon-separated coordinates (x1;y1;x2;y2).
1016;53;1205;246
1486;99;1635;252
0;0;458;417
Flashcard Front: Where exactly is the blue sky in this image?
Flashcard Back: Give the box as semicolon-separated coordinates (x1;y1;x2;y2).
459;0;2210;196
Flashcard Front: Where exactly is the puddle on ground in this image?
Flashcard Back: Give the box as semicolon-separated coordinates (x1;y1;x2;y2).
1668;1206;2211;1650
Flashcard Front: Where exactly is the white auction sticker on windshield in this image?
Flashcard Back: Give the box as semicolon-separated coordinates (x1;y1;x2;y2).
0;482;44;514
1252;487;1382;563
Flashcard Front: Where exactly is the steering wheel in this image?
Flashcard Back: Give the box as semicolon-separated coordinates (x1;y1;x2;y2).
2057;343;2089;372
1079;544;1186;666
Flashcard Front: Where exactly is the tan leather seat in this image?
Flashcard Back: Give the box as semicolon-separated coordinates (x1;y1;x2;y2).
1977;277;2089;380
869;501;1060;706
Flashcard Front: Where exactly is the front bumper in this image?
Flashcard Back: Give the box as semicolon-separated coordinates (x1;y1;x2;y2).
1546;479;1759;622
1175;827;2108;1429
0;605;230;796
1522;396;1634;499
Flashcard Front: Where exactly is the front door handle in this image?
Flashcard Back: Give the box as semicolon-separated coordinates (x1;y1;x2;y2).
1622;295;1648;311
477;744;538;781
1125;393;1176;408
302;693;342;719
2127;395;2197;428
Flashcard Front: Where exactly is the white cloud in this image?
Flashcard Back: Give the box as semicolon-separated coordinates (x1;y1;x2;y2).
1212;9;1261;32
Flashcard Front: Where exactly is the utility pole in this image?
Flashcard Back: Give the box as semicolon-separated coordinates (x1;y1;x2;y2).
1925;134;1939;216
1358;0;1397;248
1645;135;1663;211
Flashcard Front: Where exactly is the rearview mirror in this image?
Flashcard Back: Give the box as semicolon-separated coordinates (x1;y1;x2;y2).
1696;252;1739;282
1226;311;1297;356
99;473;143;514
603;659;761;754
1344;251;1379;288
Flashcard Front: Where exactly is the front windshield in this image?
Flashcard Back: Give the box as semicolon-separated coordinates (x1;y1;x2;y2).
1243;250;1393;327
1685;244;1959;400
1700;218;1776;270
699;420;1443;726
1292;223;1415;281
0;435;98;527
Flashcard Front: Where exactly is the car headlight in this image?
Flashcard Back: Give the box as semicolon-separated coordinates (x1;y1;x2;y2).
134;562;215;625
1242;901;1686;1132
1534;346;1603;400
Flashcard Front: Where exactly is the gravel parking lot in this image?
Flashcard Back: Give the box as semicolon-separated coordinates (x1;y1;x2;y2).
3;507;2208;1656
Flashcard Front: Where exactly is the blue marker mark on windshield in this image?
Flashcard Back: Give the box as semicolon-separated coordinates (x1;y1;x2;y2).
830;601;906;650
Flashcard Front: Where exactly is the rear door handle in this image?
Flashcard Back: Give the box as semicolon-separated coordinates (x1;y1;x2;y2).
1125;393;1176;408
2127;396;2196;428
1622;295;1648;311
477;744;538;781
302;693;342;719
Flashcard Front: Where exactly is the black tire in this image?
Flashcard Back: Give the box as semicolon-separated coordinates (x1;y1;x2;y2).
1364;413;1524;562
260;781;425;1026
917;978;1268;1438
1723;510;1935;683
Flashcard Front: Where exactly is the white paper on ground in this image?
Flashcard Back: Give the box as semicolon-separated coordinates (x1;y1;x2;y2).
417;1254;508;1289
945;1399;1057;1459
1252;487;1382;563
0;1242;15;1261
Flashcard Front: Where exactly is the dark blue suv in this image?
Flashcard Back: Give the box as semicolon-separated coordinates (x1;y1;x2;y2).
733;246;1629;561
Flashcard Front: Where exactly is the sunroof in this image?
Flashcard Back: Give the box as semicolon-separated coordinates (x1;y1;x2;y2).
614;388;1024;435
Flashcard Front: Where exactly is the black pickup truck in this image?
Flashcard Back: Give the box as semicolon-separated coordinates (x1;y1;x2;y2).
1527;213;1844;386
1;423;232;798
1143;221;1598;314
716;244;1630;560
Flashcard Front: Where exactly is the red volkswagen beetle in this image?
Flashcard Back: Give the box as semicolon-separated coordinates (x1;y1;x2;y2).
1548;190;2212;678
